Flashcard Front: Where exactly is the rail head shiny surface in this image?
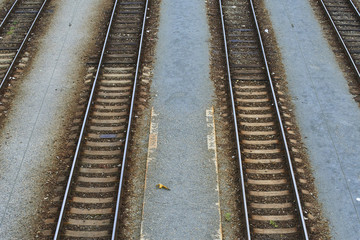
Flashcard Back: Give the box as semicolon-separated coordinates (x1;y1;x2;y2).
349;0;360;18
319;0;360;80
111;0;149;238
218;0;309;238
218;0;251;239
53;0;119;239
0;0;20;29
0;0;49;91
248;0;309;239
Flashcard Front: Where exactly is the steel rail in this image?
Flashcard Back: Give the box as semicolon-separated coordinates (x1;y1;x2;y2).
53;0;119;238
111;0;149;238
248;0;309;239
0;0;20;29
0;0;48;91
319;0;360;80
349;0;360;17
218;0;251;239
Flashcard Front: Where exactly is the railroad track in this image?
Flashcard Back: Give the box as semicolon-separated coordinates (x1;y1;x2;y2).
319;0;360;80
53;0;149;239
0;0;48;90
219;0;309;239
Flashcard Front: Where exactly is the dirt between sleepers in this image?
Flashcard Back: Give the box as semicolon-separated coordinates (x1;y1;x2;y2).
309;0;360;107
36;0;160;238
32;0;115;238
0;0;54;127
206;0;331;239
115;0;160;238
206;0;246;238
0;0;15;18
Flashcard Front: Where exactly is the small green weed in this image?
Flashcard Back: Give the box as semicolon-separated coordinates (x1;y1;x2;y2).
7;26;15;35
224;213;232;222
269;220;278;228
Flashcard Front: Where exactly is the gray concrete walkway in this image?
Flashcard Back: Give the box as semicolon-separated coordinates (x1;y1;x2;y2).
140;0;222;239
264;0;360;239
0;0;107;238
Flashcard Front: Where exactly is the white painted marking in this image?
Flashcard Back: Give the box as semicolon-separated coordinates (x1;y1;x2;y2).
206;106;223;240
207;109;216;151
147;108;158;151
140;107;158;240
